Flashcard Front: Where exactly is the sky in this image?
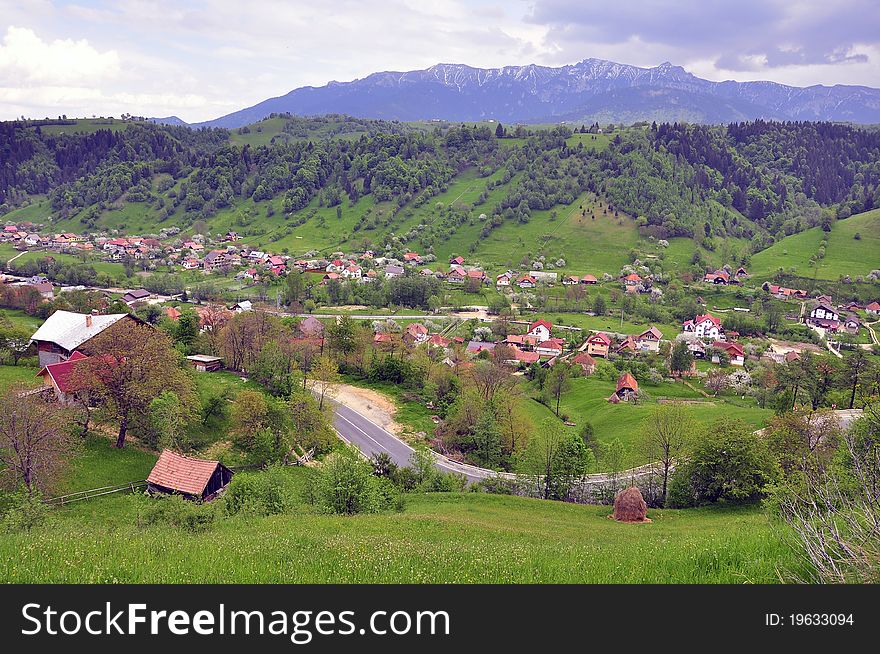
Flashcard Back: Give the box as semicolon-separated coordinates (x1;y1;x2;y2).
1;0;878;123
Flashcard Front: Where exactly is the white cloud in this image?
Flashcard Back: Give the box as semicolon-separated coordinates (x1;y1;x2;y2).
0;25;120;86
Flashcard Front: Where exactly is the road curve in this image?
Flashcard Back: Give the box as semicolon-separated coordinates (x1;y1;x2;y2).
329;400;509;484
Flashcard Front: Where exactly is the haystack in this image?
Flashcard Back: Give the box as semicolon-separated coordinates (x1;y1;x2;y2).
612;486;650;523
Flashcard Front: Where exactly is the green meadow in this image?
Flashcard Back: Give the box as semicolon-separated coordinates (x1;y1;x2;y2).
751;209;880;280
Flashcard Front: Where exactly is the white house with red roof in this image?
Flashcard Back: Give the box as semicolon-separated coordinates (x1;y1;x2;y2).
496;272;512;287
683;313;722;340
516;274;536;288
527;319;552;343
535;337;565;358
866;301;880;316
712;341;745;366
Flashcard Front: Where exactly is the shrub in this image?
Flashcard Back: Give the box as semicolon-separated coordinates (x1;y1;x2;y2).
1;490;50;533
224;466;297;516
308;446;401;515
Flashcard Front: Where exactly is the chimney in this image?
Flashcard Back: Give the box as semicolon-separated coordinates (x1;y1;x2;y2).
86;314;93;328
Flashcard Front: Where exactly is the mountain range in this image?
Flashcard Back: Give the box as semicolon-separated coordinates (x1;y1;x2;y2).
152;57;880;128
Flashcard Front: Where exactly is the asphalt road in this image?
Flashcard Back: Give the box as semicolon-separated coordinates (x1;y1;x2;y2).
329;400;506;484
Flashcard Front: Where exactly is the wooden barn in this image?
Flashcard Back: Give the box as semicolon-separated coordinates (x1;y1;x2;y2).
146;450;233;501
186;354;223;372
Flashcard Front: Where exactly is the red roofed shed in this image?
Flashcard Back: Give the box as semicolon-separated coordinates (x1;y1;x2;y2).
147;450;233;501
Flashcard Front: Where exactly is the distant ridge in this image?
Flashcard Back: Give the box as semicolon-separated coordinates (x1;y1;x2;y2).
192;57;880;128
148;116;188;126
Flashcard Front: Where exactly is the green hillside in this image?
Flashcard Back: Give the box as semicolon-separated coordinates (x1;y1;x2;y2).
751;209;880;280
0;474;794;583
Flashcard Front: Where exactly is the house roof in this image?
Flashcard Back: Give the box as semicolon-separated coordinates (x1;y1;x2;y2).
572;352;596;367
30;310;129;352
616;372;639;392
581;274;597;282
529;319;552;333
695;313;721;327
713;341;745;357
866;301;880;311
147;450;226;496
36;350;89;393
164;307;181;320
406;323;428;336
512;348;540;363
638;326;663;340
588;332;612;345
124;289;150;300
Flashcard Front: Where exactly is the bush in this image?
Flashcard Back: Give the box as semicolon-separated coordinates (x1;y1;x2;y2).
224;466;297;516
1;490;50;533
135;494;216;532
308;446;401;515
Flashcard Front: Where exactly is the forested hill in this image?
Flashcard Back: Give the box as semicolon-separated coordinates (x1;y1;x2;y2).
1;117;878;257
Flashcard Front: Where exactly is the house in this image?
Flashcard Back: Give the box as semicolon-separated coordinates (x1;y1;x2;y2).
616;335;638;355
571;351;596;374
403;252;422;265
342;265;362;279
231;300;252;313
384;265;405;279
373;332;394;346
203;250;228;272
682;313;722;340
146;450;233;501
806;303;840;328
447;268;466;283
562;275;579;285
27;282;54;301
186;355;223;372
866;302;880;316
712;341;745;366
842;314;861;335
516;274;536;289
449;256;465;266
580;274;598;285
504;334;538;349
636;326;663;352
164;307;181;321
704;270;730;285
585;332;612;358
496;272;512;287
182;258;200;270
325;259;345;273
608;372;639;403
622;273;642;286
36;350;90;405
426;333;451;349
122;289;151;306
510;348;540;365
466;269;488;285
536;338;565;358
527;319;552;343
734;267;749;279
30;310;136;368
404;323;429;345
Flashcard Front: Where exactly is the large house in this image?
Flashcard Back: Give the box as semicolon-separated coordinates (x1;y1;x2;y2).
526;319;552;343
682;314;722;341
636;326;663;352
806;303;840;329
30;310;136;368
585;332;612;358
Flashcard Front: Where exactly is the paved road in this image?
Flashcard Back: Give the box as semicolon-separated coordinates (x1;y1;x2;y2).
329;400;510;484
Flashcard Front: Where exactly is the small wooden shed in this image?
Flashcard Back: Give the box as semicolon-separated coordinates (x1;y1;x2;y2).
146;450;233;501
186;354;223;372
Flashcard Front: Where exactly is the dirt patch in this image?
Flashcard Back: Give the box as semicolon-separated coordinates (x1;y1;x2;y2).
767;338;823;355
323;383;406;436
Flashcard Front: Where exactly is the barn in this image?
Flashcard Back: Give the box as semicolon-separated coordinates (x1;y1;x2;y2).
146;450;233;501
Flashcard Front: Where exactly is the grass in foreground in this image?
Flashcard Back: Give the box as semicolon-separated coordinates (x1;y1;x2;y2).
0;475;796;583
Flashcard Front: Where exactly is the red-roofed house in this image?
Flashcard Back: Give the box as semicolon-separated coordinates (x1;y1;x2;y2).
404;323;429;345
712;341;745;366
536;337;565;358
527;319;552;343
608;372;639;403
164;307;181;321
866;301;880;316
147;450;233;501
516;274;536;289
36;350;90;405
585;332;612;358
580;274;598;284
571;351;596;374
683;314;722;340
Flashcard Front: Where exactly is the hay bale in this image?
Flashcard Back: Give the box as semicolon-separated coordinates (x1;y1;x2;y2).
613;486;649;523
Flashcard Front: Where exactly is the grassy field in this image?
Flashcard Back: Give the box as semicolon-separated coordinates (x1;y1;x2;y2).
751;209;880;280
0;462;797;583
524;376;771;469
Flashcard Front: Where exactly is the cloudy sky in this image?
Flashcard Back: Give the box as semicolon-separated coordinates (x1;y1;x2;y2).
1;0;878;122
